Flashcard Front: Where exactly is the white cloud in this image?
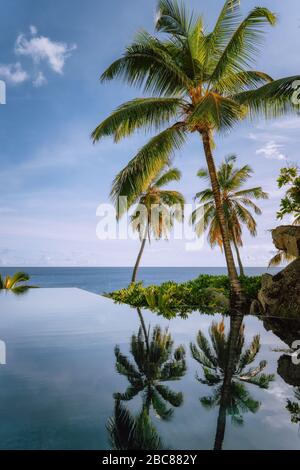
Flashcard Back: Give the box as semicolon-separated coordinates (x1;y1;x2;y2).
256;141;287;161
0;62;28;84
33;71;47;87
271;118;300;130
15;27;76;74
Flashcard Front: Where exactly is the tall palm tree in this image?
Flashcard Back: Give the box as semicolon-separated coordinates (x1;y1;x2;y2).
92;0;299;296
113;312;186;420
190;317;274;449
191;155;268;276
0;272;33;293
130;167;184;283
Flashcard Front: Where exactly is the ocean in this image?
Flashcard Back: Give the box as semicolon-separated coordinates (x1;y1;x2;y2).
0;267;279;295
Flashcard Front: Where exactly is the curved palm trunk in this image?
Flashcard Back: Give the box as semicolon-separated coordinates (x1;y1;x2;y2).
214;314;244;450
232;235;245;277
131;234;147;284
200;131;242;297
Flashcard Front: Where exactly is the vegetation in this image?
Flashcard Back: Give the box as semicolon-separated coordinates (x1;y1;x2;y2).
0;272;34;293
277;166;300;224
190;317;274;449
92;0;300;296
108;274;262;317
269;166;300;266
128;166;184;283
191;155;268;276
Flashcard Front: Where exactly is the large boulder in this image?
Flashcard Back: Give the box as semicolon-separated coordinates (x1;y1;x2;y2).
258;258;300;317
272;225;300;258
258;225;300;317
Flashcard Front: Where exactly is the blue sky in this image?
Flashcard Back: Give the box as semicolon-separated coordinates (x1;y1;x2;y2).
0;0;299;267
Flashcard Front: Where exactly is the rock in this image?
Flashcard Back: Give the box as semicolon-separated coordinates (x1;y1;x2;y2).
278;355;300;387
258;258;300;317
272;225;300;258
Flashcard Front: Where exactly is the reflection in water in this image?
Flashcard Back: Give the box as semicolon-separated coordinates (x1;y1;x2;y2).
191;314;274;450
264;316;300;433
107;308;186;449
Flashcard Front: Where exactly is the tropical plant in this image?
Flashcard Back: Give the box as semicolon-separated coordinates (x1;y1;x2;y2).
269;166;300;267
114;317;186;420
191;155;268;276
277;166;300;224
129;166;184;283
286;387;300;425
190;319;274;437
268;249;296;267
92;0;300;296
0;272;33;293
107;399;163;450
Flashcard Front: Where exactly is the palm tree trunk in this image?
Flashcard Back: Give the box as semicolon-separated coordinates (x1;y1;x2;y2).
131;233;147;284
214;315;244;450
200;130;242;297
232;235;245;277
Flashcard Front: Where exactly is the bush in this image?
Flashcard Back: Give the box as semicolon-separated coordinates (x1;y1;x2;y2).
107;274;262;317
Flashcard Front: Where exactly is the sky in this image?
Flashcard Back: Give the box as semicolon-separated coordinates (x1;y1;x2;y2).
0;0;299;267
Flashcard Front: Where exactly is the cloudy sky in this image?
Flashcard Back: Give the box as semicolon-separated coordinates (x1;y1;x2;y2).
0;0;299;267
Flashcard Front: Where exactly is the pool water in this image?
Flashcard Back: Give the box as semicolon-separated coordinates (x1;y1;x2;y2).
0;288;299;450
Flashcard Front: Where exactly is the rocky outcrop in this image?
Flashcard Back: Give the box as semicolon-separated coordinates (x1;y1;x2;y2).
258;225;300;317
272;225;300;258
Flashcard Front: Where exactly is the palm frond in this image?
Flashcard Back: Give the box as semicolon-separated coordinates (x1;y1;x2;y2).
92;97;182;142
154;167;181;187
101;30;192;95
234;75;300;118
210;7;276;85
110;125;186;215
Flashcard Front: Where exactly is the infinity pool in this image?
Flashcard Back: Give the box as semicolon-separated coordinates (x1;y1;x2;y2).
0;288;299;450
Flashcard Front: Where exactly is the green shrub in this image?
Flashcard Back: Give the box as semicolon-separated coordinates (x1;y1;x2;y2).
107;274;262;317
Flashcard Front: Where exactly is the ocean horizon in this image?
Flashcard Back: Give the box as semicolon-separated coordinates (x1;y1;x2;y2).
0;266;280;295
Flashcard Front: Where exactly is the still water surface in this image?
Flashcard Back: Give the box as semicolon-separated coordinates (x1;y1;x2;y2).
0;288;299;450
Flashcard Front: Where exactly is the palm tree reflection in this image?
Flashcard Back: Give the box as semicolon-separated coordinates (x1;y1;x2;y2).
190;316;274;449
107;308;186;449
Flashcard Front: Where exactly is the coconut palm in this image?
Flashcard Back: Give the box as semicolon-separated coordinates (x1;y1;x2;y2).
129;167;184;283
107;399;163;450
0;272;33;293
190;317;274;449
114;313;186;420
191;155;268;276
92;0;300;295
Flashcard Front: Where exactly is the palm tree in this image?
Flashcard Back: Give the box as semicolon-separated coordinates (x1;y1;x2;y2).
190;317;274;449
191;155;268;276
107;399;163;450
129;167;184;283
113;312;186;420
92;0;299;296
0;272;33;293
268;249;296;267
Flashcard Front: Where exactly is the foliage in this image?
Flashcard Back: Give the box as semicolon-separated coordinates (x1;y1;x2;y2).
190;319;275;424
276;166;300;224
0;272;35;293
191;155;268;248
113;324;186;419
107;274;261;317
